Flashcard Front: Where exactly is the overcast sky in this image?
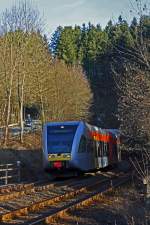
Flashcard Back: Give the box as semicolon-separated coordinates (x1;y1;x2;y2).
0;0;135;35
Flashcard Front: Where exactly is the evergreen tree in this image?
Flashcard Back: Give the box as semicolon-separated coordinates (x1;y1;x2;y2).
130;17;138;41
105;16;135;48
56;26;79;64
140;15;150;39
48;16;150;128
50;26;63;56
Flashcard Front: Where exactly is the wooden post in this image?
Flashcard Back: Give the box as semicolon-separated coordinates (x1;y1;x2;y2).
5;164;8;185
17;161;21;183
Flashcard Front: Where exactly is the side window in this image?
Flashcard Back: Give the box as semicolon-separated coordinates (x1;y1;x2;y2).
78;136;87;153
87;139;92;152
93;141;97;157
87;139;96;153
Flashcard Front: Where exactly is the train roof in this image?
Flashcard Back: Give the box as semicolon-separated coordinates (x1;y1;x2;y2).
44;121;120;136
44;121;81;126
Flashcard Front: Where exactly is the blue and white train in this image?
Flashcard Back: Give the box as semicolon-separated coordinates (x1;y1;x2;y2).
43;121;121;175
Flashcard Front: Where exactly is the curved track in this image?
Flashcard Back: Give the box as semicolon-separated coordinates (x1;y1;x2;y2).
0;171;131;224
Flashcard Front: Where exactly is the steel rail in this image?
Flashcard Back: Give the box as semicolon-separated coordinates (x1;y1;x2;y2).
0;172;113;202
0;174;130;224
0;177;110;222
0;176;85;202
27;175;130;225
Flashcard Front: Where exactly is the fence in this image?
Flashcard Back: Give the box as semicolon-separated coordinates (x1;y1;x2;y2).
0;161;21;185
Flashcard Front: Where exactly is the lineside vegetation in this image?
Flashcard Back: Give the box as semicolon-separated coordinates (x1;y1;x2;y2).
0;1;92;145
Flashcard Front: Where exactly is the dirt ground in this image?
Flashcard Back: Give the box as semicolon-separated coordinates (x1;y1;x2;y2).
52;183;150;225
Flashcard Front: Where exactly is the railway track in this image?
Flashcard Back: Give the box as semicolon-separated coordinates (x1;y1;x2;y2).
0;170;120;201
0;171;130;225
0;177;81;202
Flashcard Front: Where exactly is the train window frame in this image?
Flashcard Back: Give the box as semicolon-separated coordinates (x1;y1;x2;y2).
78;135;87;153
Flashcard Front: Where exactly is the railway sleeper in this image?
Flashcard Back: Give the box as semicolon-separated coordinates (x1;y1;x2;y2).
0;186;87;222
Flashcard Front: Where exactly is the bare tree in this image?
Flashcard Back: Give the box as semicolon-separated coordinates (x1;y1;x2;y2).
0;0;45;145
112;0;150;194
0;33;20;145
0;0;44;35
44;60;92;122
16;32;30;143
0;32;92;146
26;36;93;123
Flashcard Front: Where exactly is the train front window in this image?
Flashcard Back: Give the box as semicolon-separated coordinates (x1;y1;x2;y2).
47;125;77;154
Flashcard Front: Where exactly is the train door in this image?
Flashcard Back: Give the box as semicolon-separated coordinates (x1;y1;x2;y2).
102;142;109;167
97;141;109;168
97;141;103;168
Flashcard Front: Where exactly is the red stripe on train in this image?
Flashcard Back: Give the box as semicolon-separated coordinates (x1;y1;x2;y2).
89;131;117;144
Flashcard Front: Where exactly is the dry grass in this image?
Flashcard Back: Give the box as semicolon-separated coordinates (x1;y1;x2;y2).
0;131;42;150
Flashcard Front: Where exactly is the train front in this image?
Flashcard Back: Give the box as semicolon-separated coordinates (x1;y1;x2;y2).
43;121;79;175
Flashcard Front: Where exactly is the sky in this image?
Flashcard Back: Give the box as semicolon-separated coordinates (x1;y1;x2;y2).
0;0;135;36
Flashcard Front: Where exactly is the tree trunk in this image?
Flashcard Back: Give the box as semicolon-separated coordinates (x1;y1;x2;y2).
20;99;24;143
4;88;12;146
37;73;45;124
19;73;25;143
4;44;14;146
40;94;45;124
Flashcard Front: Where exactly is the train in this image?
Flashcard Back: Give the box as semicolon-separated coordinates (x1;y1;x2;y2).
43;121;121;176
